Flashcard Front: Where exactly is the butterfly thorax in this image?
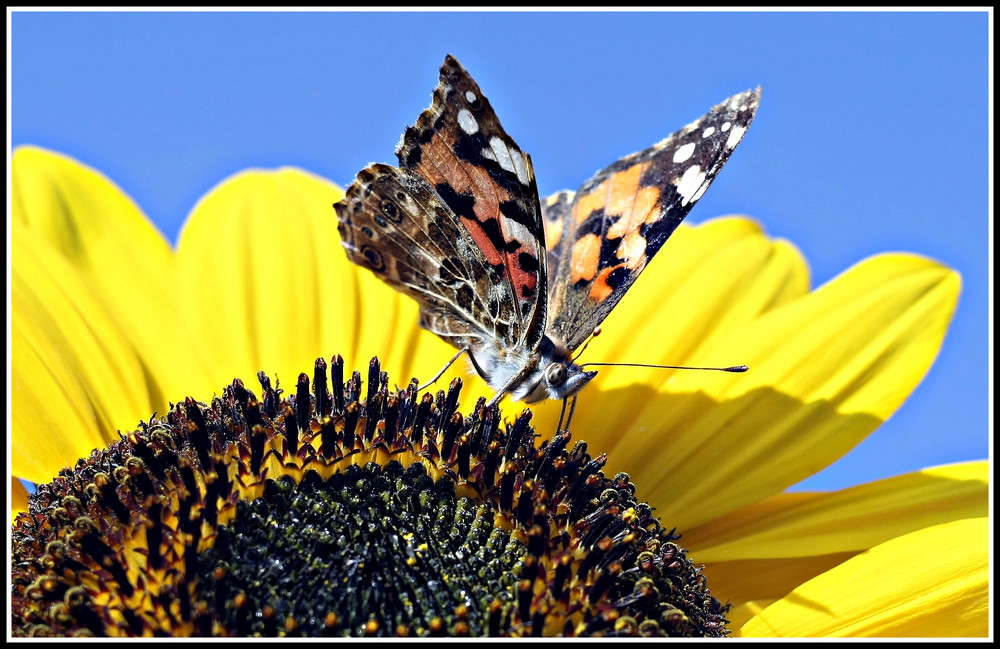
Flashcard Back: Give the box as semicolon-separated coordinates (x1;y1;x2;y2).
470;335;598;404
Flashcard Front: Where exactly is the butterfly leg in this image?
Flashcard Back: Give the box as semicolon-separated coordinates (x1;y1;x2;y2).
556;397;569;433
484;357;544;409
418;346;470;391
563;394;580;432
485;385;509;409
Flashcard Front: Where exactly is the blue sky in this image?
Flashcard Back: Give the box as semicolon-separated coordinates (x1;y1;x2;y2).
10;10;990;492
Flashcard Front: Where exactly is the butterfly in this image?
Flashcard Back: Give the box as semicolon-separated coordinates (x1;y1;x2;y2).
335;55;759;414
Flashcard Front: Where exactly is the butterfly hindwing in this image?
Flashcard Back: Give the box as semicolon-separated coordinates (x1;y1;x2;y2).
395;55;548;351
335;163;519;350
544;88;761;351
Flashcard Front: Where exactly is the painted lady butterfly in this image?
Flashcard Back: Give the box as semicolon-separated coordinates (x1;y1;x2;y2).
335;55;759;410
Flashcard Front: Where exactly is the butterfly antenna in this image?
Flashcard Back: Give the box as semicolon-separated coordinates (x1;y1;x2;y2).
571;326;602;363
417;346;470;391
580;362;748;372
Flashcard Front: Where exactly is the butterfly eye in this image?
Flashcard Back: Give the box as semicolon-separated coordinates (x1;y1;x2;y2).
546;363;567;387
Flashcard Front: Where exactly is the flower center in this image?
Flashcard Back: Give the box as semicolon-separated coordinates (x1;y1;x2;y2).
196;463;523;636
11;355;729;637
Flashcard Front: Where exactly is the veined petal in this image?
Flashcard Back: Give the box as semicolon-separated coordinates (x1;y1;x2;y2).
11;146;215;407
606;254;960;529
738;518;989;637
12;228;150;482
707;552;857;614
176;168;344;388
684;461;987;561
718;254;962;413
173;168;472;400
726;600;775;634
10;147;167;266
693;463;985;615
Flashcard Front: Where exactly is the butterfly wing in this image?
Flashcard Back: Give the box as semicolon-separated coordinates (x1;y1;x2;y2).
394;55;548;352
540;190;574;292
543;88;761;351
336;163;511;350
336;56;548;356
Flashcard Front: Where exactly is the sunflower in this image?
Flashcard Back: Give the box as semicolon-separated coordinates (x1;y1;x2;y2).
10;146;988;637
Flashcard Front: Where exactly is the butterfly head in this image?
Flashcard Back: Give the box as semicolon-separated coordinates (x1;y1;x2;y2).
472;335;597;404
519;337;597;404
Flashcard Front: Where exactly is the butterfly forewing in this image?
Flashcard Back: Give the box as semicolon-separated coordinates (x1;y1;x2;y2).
540;190;575;290
394;55;548;351
544;88;761;351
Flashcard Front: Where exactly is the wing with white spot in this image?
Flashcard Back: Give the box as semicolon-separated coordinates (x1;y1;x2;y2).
395;55;548;352
544;88;761;351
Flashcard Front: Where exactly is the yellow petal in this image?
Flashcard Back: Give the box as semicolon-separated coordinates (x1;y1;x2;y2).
10;147;165;264
12;228;150;482
596;217;810;371
173;167;471;402
704;462;986;618
176;168;336;388
720;254;962;414
725;600;774;634
706;552;858;613
606;253;960;529
11;478;29;520
530;216;811;434
738;518;989;637
11;146;216;407
685;460;988;561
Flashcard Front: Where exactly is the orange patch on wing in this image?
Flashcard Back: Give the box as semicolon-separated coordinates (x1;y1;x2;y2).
640;185;664;225
588;266;620;302
467;163;512;223
459;216;504;267
513;264;538;299
544;214;563;251
415;137;458;189
606;167;661;240
604;163;643;218
421;132;517;224
570;233;602;284
416;130;538;317
571;181;609;229
505;236;539;302
418;133;525;275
